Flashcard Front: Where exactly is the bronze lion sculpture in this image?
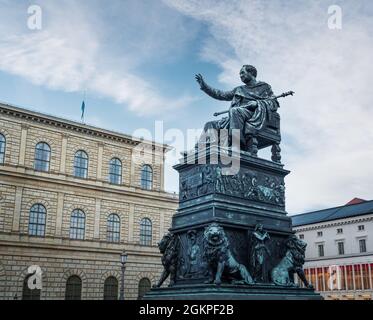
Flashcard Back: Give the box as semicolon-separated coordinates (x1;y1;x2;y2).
203;223;254;286
153;232;179;288
271;235;313;288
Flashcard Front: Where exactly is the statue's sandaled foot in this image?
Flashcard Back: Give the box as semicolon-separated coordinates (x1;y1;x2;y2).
214;279;222;286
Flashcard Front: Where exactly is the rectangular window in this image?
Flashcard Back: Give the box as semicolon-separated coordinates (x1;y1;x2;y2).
299;234;304;239
359;239;367;253
337;228;343;234
317;231;323;237
358;225;365;231
338;242;345;255
318;244;324;257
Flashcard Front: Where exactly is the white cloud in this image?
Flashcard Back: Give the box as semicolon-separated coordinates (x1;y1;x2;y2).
0;0;196;116
164;0;373;213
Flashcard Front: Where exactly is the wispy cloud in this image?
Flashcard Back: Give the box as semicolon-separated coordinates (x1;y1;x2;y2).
0;0;197;116
164;0;373;213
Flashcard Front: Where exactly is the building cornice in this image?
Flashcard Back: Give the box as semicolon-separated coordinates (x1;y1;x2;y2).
293;216;373;232
0;102;172;153
305;252;373;263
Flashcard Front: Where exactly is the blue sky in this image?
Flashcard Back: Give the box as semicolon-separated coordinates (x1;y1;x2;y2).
0;0;373;214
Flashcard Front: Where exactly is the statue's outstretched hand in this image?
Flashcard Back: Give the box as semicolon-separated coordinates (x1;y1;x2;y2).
195;73;206;88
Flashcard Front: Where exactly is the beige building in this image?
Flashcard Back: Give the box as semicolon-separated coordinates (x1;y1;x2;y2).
0;102;178;300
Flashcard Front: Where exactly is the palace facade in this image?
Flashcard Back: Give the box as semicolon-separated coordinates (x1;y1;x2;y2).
0;102;178;300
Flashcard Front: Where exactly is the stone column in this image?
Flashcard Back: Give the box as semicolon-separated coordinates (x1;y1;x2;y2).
128;203;134;242
59;134;69;174
344;265;348;290
94;198;101;239
360;264;364;290
313;268;318;291
55;192;64;236
97;142;104;180
18;124;29;166
12;186;23;232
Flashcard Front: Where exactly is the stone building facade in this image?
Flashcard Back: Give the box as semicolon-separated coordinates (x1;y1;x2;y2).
292;198;373;300
0;102;178;300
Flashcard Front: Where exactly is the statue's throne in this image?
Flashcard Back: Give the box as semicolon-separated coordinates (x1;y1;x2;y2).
244;111;281;163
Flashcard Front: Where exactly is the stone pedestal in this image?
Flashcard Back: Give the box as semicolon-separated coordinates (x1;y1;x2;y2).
145;284;321;300
145;146;322;300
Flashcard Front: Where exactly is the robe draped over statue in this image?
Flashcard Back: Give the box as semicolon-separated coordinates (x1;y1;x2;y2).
199;81;279;146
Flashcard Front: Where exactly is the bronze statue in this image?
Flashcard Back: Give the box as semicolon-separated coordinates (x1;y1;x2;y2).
203;223;254;286
185;230;201;277
195;65;293;156
271;235;313;288
196;65;280;147
250;224;271;282
153;232;179;288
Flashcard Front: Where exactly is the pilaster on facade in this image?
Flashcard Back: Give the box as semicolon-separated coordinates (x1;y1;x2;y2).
160;156;165;191
59;134;69;174
12;186;23;232
96;142;105;180
94;198;102;239
159;210;165;238
18;124;29;166
128;203;135;243
55;192;64;236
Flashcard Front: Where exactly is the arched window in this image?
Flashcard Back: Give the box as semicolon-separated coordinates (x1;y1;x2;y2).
138;278;151;300
28;204;46;237
70;209;85;240
22;275;41;300
103;276;118;300
109;158;122;184
107;214;120;243
65;275;82;300
0;133;5;164
141;165;153;190
140;218;152;246
74;150;88;178
34;142;51;172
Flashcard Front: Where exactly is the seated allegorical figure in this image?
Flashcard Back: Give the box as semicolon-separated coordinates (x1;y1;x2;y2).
195;65;280;154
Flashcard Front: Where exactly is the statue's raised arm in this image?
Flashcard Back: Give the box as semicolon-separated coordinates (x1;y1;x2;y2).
195;73;235;101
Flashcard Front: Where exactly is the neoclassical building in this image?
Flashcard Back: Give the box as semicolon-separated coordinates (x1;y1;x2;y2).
292;198;373;300
0;102;178;300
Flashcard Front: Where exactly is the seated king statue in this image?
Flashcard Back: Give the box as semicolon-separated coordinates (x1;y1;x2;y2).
195;65;279;152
